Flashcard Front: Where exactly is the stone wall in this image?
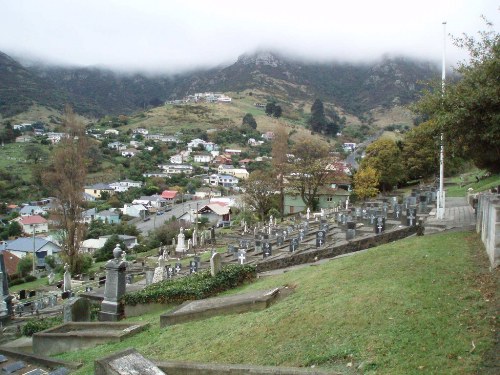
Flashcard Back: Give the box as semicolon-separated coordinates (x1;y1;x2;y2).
476;193;500;269
256;226;418;273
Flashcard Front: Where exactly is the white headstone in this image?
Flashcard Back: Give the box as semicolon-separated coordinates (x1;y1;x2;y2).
210;253;222;276
175;227;186;254
63;263;71;292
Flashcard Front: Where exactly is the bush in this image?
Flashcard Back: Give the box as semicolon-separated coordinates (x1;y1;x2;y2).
9;278;25;286
123;264;256;306
24;275;37;282
21;316;62;336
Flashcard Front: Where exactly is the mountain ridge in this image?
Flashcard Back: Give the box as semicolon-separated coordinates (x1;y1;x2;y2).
0;50;441;120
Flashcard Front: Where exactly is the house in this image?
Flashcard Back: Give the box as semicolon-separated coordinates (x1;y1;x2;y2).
15;215;49;234
3;238;61;269
15;135;33;143
100;234;138;249
193;187;222;200
0;250;20;277
133;128;149;135
262;131;275;141
193;153;212;163
84;183;115;199
343;142;357;152
204;142;219;152
239;159;253;167
170;154;185;164
158;164;193;175
132;195;168;209
226;168;249;180
224;149;242;155
104;129;120;135
145;134;180;143
109;179;143;192
79;238;106;254
196;203;231;227
207;174;239;188
46;132;66;144
19;205;45;217
142;171;169;178
213;155;232;165
121;148;139;157
283;186;351;215
187;139;206;149
108;141;127;151
248;138;264;147
161;190;178;202
121;204;148;218
95;210;120;224
83;192;96;202
81;208;97;224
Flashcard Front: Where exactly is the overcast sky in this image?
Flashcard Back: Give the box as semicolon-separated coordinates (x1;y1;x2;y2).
0;0;498;73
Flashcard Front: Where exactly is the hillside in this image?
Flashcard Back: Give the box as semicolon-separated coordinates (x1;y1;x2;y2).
0;50;440;123
57;231;497;374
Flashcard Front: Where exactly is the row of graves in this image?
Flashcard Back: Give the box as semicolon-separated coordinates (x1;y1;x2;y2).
220;188;435;268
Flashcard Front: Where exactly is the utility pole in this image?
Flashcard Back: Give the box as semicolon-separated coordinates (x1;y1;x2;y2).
32;224;37;274
436;21;446;220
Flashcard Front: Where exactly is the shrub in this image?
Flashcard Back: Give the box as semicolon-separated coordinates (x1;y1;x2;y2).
123;264;256;306
21;316;62;336
24;275;37;282
9;278;25;286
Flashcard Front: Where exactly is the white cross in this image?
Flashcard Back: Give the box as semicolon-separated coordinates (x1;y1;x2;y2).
238;253;246;264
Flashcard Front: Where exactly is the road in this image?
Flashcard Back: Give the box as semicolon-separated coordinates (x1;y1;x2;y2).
345;131;383;169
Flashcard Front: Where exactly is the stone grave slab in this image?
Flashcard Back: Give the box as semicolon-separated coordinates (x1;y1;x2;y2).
95;348;164;375
32;322;149;356
1;361;25;374
160;288;281;327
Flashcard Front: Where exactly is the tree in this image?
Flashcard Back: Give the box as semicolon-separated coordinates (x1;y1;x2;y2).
353;166;380;200
309;99;327;133
17;254;33;277
242;170;279;220
414;21;500;172
42;105;89;274
288;137;346;210
242;113;257;129
273;105;282;118
360;138;406;192
95;234;126;262
25;143;47;165
265;102;276;116
271;124;289;218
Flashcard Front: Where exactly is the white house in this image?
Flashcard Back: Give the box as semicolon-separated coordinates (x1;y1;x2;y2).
193;153;212;163
133;128;149;135
121;148;139;157
19;205;45;217
15;215;49;234
104;129;120;135
121;204;148;218
132;195;168;209
108;141;127;151
110;179;143;192
158;164;193;175
207;174;239;188
187;138;206;149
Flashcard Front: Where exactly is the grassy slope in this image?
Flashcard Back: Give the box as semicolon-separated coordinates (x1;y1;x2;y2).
59;231;496;374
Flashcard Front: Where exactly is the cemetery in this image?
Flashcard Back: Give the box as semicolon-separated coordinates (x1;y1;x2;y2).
0;185;495;374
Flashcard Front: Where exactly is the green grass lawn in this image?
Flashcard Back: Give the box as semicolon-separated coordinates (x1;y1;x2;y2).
446;172;500;197
56;231;496;374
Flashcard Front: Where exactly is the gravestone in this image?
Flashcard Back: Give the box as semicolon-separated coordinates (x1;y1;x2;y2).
227;244;236;255
346;221;356;240
175;227;187;254
289;238;299;252
145;269;154;285
63;263;71;292
393;204;402;220
193;255;201;269
29;290;36;298
175;262;182;274
276;235;284;246
95;348;166;375
374;217;386;234
262;242;272;258
238;250;246;265
316;230;326;247
99;244;127;321
210;253;222;276
166;266;174;279
63;297;91;323
254;240;262;253
239;240;248;250
406;208;417;227
19;290;26;300
189;260;197;274
61;291;71;299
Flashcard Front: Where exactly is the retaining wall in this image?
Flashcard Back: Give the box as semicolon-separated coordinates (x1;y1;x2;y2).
476;193;500;269
256;226;418;273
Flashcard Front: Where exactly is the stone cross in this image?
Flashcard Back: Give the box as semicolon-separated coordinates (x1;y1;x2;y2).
306;207;310;220
238;251;246;265
63;263;71;292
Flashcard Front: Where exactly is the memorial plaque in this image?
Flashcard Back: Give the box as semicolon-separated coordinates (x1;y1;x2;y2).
262;242;272;258
290;238;299;252
316;230;326;247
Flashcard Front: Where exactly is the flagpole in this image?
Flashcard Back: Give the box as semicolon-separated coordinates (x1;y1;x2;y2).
436;21;446;220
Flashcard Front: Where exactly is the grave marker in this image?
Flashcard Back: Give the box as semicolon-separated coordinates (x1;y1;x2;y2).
262;242;272;258
210;253;222;276
316;230;326;247
289;238;299;252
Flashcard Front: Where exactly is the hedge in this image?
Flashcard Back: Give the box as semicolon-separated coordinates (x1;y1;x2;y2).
122;264;256;306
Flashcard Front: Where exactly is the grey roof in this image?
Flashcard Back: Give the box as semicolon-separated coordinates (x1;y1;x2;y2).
3;238;61;253
85;183;113;190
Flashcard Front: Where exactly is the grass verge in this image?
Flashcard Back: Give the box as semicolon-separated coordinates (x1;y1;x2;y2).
57;231;496;374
